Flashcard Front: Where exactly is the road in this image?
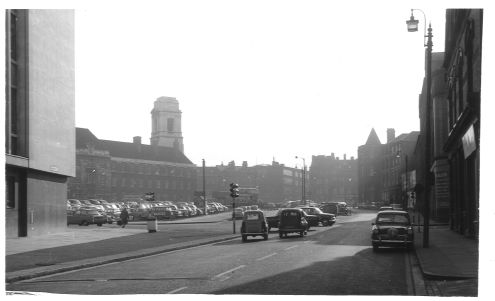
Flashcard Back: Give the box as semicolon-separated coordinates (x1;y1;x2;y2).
6;210;423;295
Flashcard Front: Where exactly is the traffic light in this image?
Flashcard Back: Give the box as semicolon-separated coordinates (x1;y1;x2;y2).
144;192;155;202
230;183;240;198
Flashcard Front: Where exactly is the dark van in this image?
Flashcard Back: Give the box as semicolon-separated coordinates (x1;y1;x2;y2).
278;208;308;238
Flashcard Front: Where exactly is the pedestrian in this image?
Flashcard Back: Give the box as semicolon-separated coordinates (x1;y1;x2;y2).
120;207;129;228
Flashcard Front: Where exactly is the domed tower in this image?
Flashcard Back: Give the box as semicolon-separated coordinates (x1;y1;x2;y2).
150;96;184;152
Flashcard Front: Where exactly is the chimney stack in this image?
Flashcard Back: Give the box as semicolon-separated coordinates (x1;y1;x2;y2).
133;136;142;144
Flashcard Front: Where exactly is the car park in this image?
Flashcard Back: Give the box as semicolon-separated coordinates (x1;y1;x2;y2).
240;210;269;242
300;206;336;226
371;210;414;251
67;208;107;226
278;208;308;238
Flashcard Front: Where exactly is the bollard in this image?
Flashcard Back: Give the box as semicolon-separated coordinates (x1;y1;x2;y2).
147;217;158;233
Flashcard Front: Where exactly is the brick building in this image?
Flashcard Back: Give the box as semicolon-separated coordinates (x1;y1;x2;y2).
309;154;358;205
68;128;197;202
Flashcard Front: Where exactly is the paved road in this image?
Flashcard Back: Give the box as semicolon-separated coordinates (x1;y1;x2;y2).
6;211;420;295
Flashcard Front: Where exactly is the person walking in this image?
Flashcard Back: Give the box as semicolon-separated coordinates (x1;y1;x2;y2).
120;207;129;228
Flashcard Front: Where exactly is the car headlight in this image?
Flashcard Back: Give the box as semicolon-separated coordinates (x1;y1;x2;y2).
407;227;413;235
372;225;379;234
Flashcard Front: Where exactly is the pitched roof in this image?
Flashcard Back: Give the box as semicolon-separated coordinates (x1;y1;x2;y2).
365;128;382;145
390;131;420;143
76;128;194;165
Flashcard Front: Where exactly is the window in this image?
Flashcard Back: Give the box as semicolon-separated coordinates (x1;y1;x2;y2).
167;118;174;132
6;10;27;156
6;176;16;209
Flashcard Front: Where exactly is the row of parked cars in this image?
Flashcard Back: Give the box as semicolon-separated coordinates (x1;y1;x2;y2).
67;199;123;226
66;199;230;226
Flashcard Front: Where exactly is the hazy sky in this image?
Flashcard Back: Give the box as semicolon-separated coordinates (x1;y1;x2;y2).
71;0;482;168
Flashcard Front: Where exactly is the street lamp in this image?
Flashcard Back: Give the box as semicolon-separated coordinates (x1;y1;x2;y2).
406;8;432;248
202;159;206;215
295;156;306;206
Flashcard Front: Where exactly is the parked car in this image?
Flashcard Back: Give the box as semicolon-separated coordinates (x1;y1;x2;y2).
240;210;269;242
371;210;414;252
278;208;308;238
378;206;394;211
301;211;319;229
233;207;245;220
67;199;81;208
67;208;107;226
300;206;336;226
266;209;282;231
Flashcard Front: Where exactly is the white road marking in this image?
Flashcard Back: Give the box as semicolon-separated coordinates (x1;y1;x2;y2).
284;245;299;250
212;265;246;280
256;253;277;261
167;286;188;294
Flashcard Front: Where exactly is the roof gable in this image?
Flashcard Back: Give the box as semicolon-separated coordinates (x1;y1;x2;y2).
365;128;382;145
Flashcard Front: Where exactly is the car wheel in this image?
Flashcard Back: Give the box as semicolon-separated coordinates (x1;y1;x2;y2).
279;232;283;239
97;223;102;227
242;235;247;242
321;219;329;226
263;233;268;240
81;220;89;226
299;231;304;237
372;244;379;252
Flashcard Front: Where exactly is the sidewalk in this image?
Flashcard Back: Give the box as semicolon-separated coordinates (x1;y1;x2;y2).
412;221;479;296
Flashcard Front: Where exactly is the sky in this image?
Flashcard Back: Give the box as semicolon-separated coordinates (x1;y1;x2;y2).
5;0;492;171
71;0;455;169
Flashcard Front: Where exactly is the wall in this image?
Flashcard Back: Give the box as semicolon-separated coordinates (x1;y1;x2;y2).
26;171;69;236
27;10;75;177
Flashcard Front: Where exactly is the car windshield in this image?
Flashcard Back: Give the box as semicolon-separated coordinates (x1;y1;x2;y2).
376;213;409;224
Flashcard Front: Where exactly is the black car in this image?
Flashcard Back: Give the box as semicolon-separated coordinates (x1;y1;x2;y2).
278;208;308;238
300;206;336;226
371;210;414;251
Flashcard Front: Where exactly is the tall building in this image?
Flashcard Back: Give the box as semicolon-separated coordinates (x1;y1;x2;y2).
150;96;184;153
5;10;75;237
309;154;358;204
442;9;482;237
381;131;419;208
357;128;383;204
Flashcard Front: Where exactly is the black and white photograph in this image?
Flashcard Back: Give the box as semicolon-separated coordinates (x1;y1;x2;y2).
3;0;493;298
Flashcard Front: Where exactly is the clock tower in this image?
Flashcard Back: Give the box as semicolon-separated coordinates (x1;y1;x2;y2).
150;96;184;153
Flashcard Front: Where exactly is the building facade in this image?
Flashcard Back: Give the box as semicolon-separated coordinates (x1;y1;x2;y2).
443;9;482;238
381;130;419;208
5;10;75;237
309;154;358;205
196;160;304;206
357;129;383;204
68;128;197;203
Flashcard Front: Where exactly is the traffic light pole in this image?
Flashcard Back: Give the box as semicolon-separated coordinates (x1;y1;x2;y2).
232;198;236;234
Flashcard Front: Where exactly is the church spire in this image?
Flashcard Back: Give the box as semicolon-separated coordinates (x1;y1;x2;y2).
365;128;382;145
